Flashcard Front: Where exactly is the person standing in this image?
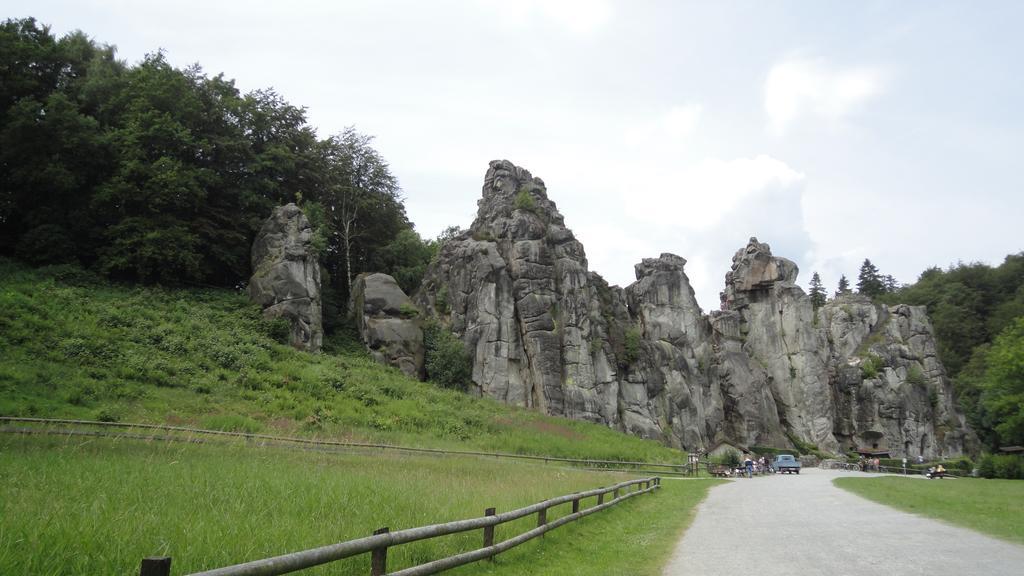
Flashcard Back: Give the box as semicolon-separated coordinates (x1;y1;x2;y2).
744;455;754;478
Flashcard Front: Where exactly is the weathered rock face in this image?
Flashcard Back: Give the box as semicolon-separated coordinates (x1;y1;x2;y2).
415;161;976;458
721;238;836;453
351;273;424;379
824;296;974;458
249;203;323;352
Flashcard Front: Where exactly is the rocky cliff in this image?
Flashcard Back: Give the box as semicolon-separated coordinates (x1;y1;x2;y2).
415;160;976;458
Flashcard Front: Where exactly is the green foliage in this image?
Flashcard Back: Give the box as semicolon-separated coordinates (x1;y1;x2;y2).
860;355;884;379
0;259;684;463
398;302;419;318
809;271;827;309
514;188;536;213
711;450;742;468
977;454;1024;479
622;327;642;366
976;318;1024;447
201;414;264;434
906;364;926;386
422;320;472;391
857;258;887;298
435;285;450;315
836;274;851;295
0;18;414;324
379;228;435;296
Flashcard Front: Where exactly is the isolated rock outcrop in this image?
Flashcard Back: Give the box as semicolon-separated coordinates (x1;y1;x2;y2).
249;203;323;352
415;160;976;458
351;273;424;379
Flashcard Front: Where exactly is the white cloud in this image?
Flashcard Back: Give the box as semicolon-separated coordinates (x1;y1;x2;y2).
478;0;613;35
764;58;884;134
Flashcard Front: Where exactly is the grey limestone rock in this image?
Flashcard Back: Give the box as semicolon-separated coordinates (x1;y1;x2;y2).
248;203;323;352
414;162;976;459
351;273;425;380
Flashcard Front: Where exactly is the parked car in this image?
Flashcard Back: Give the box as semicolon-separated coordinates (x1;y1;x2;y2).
774;454;801;474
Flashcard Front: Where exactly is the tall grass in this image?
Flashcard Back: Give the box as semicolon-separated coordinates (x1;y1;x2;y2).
0;258;682;463
0;435;710;575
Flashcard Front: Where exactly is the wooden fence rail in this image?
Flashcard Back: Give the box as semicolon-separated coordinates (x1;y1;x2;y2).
0;416;688;473
136;477;661;576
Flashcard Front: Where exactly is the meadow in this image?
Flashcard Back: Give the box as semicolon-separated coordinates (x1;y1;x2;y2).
0;435;717;575
833;476;1024;544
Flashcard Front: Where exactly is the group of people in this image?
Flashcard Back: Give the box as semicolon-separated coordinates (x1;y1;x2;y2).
858;456;882;472
739;455;771;477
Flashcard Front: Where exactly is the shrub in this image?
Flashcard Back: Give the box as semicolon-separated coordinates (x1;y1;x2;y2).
514;189;536;213
977;454;1024;479
711;450;742;468
860;355;883;379
423;320;472;391
906;364;926;386
435;286;450;315
623;327;642;366
399;302;419;318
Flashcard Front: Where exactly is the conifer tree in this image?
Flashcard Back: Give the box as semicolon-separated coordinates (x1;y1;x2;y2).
809;271;827;309
857;259;885;298
837;275;851;296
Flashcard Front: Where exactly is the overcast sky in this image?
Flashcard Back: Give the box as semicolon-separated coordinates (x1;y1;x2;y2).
10;1;1023;310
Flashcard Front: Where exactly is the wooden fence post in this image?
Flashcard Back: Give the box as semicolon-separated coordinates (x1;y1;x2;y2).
371;527;389;576
483;507;496;560
572;497;580;513
537;507;547;529
597;492;604;505
140;557;171;576
613;487;619;499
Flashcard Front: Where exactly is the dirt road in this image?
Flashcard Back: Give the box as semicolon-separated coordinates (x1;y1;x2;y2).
662;468;1024;575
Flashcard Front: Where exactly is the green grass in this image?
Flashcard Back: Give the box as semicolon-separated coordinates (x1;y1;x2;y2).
0;258;682;463
0;435;716;575
834;476;1024;544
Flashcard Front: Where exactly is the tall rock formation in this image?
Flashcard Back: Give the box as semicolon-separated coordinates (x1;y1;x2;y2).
415;160;976;458
249;203;323;352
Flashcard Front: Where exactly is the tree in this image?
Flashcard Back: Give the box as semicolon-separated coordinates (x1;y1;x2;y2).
857;259;885;298
882;274;899;293
836;275;851;296
978;318;1024;447
809;271;826;309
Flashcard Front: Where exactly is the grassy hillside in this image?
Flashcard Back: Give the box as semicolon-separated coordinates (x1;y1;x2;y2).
0;435;716;575
0;258;682;462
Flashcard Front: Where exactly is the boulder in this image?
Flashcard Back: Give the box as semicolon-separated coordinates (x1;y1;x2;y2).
248;203;323;352
352;273;424;379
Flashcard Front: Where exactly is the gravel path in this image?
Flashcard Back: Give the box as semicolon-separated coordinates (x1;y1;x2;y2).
662;468;1024;575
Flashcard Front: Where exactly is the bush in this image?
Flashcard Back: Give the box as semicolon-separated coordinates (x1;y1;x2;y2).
514;189;536;213
906;364;926;386
623;327;642;366
711;450;742;468
860;355;883;379
423;320;472;391
977;454;1024;479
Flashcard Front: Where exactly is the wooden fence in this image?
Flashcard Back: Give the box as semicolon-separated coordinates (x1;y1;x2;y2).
135;476;660;576
0;416;690;475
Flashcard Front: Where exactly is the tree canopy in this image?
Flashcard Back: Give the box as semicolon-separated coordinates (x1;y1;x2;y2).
0;18;435;325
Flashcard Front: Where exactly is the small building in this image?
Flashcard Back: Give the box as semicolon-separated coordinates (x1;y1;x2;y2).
705;440;750;458
855;448;891;458
998;446;1024;454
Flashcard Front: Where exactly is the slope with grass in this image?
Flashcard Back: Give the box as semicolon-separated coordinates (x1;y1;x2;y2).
0;435;717;576
834;476;1024;544
0;258;682;463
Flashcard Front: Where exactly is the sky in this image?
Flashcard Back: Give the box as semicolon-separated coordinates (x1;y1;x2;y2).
9;0;1023;310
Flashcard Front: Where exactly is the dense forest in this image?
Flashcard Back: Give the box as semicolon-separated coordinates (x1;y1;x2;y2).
0;18;437;330
1;18;1021;455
